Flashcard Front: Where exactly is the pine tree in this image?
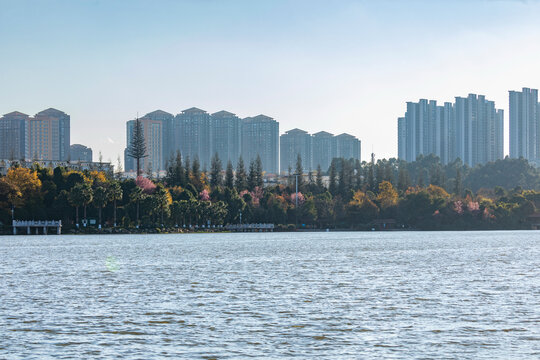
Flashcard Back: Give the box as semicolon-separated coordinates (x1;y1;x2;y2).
225;160;234;189
176;151;185;186
192;156;201;189
328;160;337;195
210;153;223;188
235;156;248;191
184;156;191;185
248;159;257;191
254;155;263;188
295;153;304;189
126;118;148;176
316;164;324;190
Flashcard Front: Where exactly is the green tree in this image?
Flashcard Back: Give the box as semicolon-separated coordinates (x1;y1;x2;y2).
397;165;411;192
316;164;324;191
130;186;145;227
69;182;93;227
235;156;248;191
126;118;147;176
153;184;172;226
210;153;223;188
108;181;123;227
328;160;338;195
225;160;234;189
93;185;109;228
295;154;304;189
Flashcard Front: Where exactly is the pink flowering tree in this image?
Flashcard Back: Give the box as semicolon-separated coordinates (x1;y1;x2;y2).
467;201;480;213
290;192;305;207
199;189;210;201
453;200;464;215
136;176;156;194
239;187;263;207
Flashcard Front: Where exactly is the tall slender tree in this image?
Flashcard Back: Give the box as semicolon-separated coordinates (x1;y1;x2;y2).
329;160;338;195
109;181;123;227
225;160;234;189
126;118;147;176
295;154;304;189
316;164;324;191
235;156;248;191
210;153;223;188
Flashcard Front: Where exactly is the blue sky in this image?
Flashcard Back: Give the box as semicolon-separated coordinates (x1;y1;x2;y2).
2;0;540;164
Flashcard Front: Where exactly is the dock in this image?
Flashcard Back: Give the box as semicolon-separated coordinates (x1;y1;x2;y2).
12;220;62;235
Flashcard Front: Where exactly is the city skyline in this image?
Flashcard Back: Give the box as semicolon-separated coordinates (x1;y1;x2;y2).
3;1;540;163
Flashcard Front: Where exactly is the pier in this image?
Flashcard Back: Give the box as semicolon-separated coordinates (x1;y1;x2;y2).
12;220;62;235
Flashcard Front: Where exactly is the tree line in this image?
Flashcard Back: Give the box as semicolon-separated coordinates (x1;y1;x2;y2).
1;151;540;232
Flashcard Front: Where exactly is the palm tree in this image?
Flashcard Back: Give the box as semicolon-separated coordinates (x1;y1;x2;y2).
153;184;171;227
69;182;93;227
108;181;123;227
93;185;109;228
130;186;145;228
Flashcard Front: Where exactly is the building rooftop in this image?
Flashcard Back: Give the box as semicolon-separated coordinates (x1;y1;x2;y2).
181;107;207;114
284;128;309;135
144;110;174;118
248;114;275;122
35;108;67;117
211;110;237;117
2;111;29;117
313;131;334;137
336;133;357;139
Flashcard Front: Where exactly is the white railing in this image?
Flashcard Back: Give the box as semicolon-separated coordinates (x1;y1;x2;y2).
13;220;62;227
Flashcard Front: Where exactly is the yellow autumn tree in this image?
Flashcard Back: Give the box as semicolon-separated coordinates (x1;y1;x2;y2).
3;167;42;207
377;180;398;209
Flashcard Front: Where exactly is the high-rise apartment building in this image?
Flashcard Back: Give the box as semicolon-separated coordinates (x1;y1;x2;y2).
171;107;212;169
144;110;174;162
398;95;503;166
311;131;335;172
242;115;279;174
28;108;70;161
335;133;361;162
211;111;242;167
0;111;28;160
70;144;93;162
280;128;312;174
509;88;540;162
124;113;166;174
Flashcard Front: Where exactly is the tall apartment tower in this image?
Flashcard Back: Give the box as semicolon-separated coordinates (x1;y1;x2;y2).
509;88;540;162
144;110;174;162
398;95;503;166
334;133;361;161
454;94;503;167
311;131;335;172
0;111;29;160
124;111;167;174
242;115;279;174
172;107;212;169
28;108;70;161
211;111;242;167
280;128;312;174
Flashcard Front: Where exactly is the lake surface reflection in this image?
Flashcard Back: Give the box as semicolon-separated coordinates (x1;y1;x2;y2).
1;231;539;358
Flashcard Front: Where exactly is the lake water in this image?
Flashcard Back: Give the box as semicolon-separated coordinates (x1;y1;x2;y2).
0;231;539;359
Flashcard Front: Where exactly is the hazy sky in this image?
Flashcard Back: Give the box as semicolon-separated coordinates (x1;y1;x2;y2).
2;0;540;164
